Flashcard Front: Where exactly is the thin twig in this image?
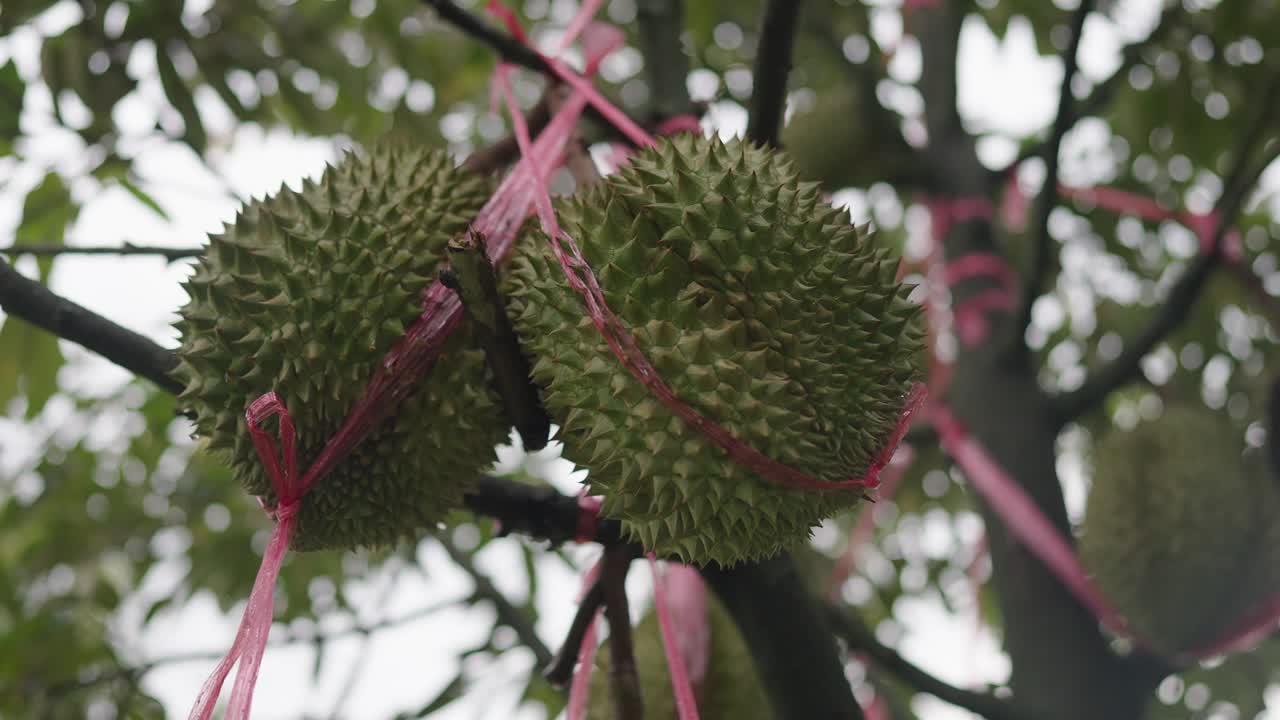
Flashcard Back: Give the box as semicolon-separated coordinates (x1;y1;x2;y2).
746;0;804;148
1053;72;1280;424
544;574;607;686
49;595;461;696
421;0;642;145
827;606;1025;720
2;243;202;261
436;534;555;669
601;545;643;720
442;230;551;450
0;256;184;394
1014;0;1095;347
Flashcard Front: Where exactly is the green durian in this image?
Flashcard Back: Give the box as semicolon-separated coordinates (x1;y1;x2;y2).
174;144;508;551
1079;406;1280;657
588;591;771;719
504;135;924;566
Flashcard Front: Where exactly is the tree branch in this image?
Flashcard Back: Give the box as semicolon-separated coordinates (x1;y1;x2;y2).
1014;0;1095;346
544;575;607;686
0;256;184;395
701;554;865;719
827;607;1024;720
3;243;202;261
421;0;643;145
436;533;555;669
1053;72;1280;424
464;474;628;546
601;545;643;720
635;0;693;122
1003;3;1184;174
746;0;803;148
442;231;551;450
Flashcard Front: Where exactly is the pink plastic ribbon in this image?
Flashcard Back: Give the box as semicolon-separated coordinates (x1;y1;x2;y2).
649;555;701;720
660;565;712;689
566;556;605;720
189;394;304;720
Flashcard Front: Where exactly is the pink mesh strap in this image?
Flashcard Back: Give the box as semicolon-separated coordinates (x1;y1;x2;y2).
566;557;605;720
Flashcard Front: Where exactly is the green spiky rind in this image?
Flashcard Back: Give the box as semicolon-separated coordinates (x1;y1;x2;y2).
1080;407;1280;656
588;593;771;719
173;144;508;551
504;135;924;566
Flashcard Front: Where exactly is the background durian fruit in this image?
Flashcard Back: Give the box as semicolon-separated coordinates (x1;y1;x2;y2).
174;144;508;552
504;135;924;566
587;589;772;719
1079;405;1280;657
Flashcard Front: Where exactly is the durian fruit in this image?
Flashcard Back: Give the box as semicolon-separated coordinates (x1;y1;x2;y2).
1079;406;1280;657
174;144;508;552
504;135;924;566
588;591;771;719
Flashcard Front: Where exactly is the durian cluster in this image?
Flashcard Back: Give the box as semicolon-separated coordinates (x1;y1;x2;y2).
174;145;508;551
504;135;924;565
176;135;924;564
1080;406;1280;657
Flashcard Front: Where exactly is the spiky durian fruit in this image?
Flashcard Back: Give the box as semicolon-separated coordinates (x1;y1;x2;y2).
174;144;508;551
504;135;924;565
1080;406;1280;657
588;592;771;719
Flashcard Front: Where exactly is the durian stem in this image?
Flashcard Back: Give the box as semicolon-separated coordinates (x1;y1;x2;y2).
601;545;644;720
0;256;184;395
544;576;607;687
443;231;552;450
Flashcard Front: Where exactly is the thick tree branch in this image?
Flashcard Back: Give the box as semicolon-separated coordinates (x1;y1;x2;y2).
701;554;865;719
1014;0;1095;346
746;0;803;148
917;1;967;148
635;0;693;121
3;243;202;261
1004;3;1184;173
601;545;643;720
464;474;627;546
436;533;555;668
0;256;184;394
827;607;1024;720
1053;73;1280;424
442;231;551;450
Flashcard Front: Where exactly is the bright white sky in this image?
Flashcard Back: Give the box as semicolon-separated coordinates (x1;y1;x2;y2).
1;0;1278;718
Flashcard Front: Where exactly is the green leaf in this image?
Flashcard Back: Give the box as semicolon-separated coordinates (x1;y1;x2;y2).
0;317;64;419
119;177;170;221
0;59;22;156
155;42;207;154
